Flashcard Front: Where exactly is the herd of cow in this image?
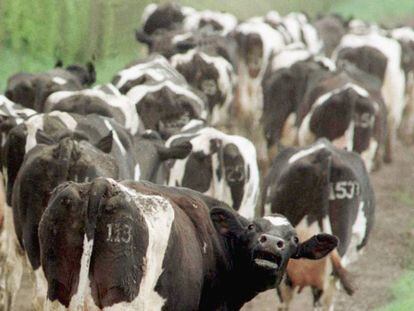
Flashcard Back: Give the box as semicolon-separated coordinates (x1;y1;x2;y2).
0;2;413;310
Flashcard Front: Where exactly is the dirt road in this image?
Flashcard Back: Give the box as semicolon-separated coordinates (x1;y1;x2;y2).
243;141;414;311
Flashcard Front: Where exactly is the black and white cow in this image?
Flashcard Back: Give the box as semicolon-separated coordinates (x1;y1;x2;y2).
333;32;406;163
261;56;333;159
234;20;286;116
171;49;236;124
2;112;192;309
166;126;259;219
39;177;338;310
390;27;414;142
111;54;187;94
5;62;96;112
140;2;195;36
126;79;207;139
261;138;375;310
44;84;144;135
296;70;387;172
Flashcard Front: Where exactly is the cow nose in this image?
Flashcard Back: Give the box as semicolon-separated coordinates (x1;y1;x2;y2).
258;234;285;250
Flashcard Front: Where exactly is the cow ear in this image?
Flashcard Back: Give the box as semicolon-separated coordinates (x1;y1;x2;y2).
96;131;113;153
210;207;245;236
135;29;153;46
86;62;96;85
36;130;55;145
292;233;338;260
158;141;192;161
55;60;63;68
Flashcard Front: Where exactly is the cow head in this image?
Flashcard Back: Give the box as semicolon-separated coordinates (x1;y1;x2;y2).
210;207;338;287
5;73;36;109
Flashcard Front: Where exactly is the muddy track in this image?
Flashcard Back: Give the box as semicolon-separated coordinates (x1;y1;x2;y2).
243;141;414;311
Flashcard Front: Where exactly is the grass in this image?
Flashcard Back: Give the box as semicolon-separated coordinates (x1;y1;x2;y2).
379;189;414;310
378;272;414;311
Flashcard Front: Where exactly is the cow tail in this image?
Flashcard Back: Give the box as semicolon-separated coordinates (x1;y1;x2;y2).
331;251;355;295
85;178;109;241
53;138;75;183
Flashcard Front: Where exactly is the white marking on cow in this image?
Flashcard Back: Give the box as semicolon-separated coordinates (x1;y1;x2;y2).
114;56;179;91
52;77;67;85
202;242;207;254
360;139;378;172
181;119;205;131
134;163;141;181
282;12;323;54
141;3;157;25
103;119;126;156
46;87;140;135
106;181;175;310
166;127;259;219
342;201;368;267
264;216;291;227
25;114;45;153
68;235;94;309
183;10;237;35
288;141;326;164
391;27;414;42
270;44;311;71
0;95;36;120
49;111;78;131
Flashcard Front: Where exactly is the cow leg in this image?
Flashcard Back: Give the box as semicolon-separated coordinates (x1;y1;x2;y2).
398;83;414;144
312;276;337;311
384;117;394;163
31;267;48;310
2;235;25;310
276;276;295;311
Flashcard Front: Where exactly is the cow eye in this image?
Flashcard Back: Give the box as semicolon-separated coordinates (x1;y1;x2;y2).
247;224;255;231
292;236;299;244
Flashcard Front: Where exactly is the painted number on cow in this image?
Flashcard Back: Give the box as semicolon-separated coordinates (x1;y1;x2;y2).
106;223;132;243
329;181;360;200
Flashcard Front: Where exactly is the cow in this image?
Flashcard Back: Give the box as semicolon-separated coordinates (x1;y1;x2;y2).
111;54;187;94
333;32;406;163
261;56;333;160
126;79;207;139
234;20;286;116
296;70;387;172
166;126;259;219
261;138;375;310
5;62;96;111
140;2;195;36
44;84;144;135
313;13;349;57
171;49;236;124
38;177;338;310
1;113;192;309
390;27;414;143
